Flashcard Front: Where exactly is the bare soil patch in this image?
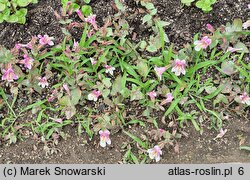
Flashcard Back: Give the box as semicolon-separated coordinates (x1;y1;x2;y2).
0;0;250;163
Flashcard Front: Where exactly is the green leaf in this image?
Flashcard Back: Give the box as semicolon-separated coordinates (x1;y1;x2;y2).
7;14;18;23
142;14;152;24
221;61;237;75
235;42;249;53
111;75;122;96
137;61;149;78
146;44;158;52
145;3;154;10
181;0;195;6
0;3;6;11
102;78;112;88
115;0;125;11
71;88;82;105
123;131;147;149
205;86;217;94
240;146;250;151
84;0;91;3
81;5;92;16
16;0;30;7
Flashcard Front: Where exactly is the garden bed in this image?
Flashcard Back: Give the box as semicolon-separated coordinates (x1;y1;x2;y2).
0;0;250;163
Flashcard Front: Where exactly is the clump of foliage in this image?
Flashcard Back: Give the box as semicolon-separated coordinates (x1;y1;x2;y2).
181;0;217;12
0;0;38;24
0;0;250;162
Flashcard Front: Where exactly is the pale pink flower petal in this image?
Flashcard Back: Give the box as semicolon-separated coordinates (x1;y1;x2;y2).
171;59;186;76
206;23;215;33
243;20;250;29
88;90;101;101
20;54;34;70
215;128;227;139
99;130;111;148
147;145;162;162
85;15;98;29
76;9;84;21
166;93;174;103
154;66;166;80
38;77;49;88
38;35;54;46
194;36;212;51
148;90;157;100
240;92;250;105
227;47;243;53
90;58;97;65
105;65;115;75
1;66;18;82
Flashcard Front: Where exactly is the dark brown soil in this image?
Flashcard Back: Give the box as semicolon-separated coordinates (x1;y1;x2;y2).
0;0;250;163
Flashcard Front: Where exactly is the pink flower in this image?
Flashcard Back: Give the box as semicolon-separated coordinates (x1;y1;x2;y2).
194;36;212;51
38;77;49;88
15;43;22;50
48;89;57;102
85;15;98;29
171;59;186;76
87;29;95;38
63;83;71;95
76;9;84;21
248;4;250;9
240;92;250;105
160;92;174;105
148;90;157;100
215;128;227;139
88;90;101;101
90;58;97;65
48;96;55;102
72;39;80;52
54;118;63;123
227;47;243;53
1;66;18;82
166;93;174;103
206;23;215;33
99;130;111;147
37;35;54;46
159;128;164;134
20;54;34;70
147;145;162;162
105;65;115;75
243;20;250;29
154;66;167;80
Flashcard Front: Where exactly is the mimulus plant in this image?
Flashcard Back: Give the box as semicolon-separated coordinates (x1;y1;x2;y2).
1;65;18;82
99;130;111;148
147;145;162;162
194;36;212;51
171;59;186;76
240;92;250;105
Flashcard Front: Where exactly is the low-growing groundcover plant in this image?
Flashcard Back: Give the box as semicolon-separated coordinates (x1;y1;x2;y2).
181;0;217;12
0;0;38;24
0;0;250;163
